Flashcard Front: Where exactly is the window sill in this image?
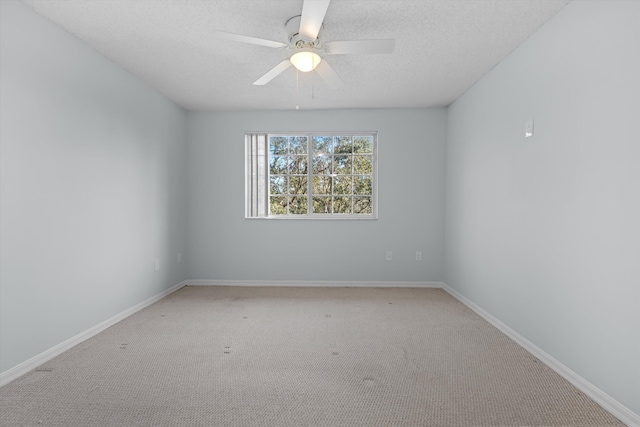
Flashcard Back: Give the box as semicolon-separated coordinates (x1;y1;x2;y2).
245;215;378;220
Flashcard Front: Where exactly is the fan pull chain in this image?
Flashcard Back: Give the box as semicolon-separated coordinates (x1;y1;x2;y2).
295;69;300;110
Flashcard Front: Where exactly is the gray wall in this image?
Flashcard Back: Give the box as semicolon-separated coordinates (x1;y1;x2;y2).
187;109;447;282
0;0;188;373
444;0;639;414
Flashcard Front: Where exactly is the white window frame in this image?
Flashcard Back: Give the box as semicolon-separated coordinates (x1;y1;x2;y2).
245;132;378;220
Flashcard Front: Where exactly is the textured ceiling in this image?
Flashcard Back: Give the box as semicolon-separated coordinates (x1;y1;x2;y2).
21;0;571;111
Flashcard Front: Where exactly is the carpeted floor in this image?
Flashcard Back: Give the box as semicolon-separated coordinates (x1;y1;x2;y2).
0;286;624;426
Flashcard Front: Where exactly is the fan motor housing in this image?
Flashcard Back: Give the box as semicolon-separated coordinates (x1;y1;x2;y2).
286;15;322;50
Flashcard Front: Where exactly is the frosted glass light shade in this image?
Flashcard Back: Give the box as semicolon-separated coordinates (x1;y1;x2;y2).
290;51;321;72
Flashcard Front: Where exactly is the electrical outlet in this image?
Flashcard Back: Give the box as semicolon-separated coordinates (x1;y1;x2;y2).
154;259;160;271
177;252;182;263
386;251;393;261
416;251;423;262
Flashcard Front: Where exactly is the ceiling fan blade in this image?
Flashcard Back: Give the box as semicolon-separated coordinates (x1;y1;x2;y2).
299;0;330;41
324;39;395;55
253;60;293;85
315;60;343;89
215;31;287;49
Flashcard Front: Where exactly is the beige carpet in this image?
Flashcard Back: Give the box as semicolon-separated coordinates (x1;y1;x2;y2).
0;286;624;426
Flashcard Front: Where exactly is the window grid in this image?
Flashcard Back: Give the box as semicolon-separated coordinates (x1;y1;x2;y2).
267;133;376;218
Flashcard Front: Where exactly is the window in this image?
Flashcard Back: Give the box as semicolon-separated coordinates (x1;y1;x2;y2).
246;132;377;219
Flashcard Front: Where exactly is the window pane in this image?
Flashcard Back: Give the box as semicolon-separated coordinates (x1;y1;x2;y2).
289;176;308;194
312;176;331;195
270;196;286;215
333;155;352;174
289;136;308;154
334;136;352;154
354;175;372;195
353;155;372;174
289;156;308;174
312;196;331;214
270;136;288;155
333;176;352;195
353;136;373;153
289;196;307;214
270;156;287;174
270;176;286;195
250;132;376;219
313;136;332;154
333;196;352;214
354;197;372;214
312;155;331;175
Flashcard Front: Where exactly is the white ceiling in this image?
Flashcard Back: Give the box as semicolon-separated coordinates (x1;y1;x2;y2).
21;0;571;111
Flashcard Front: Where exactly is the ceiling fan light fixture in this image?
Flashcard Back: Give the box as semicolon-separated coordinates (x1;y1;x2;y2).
290;51;321;72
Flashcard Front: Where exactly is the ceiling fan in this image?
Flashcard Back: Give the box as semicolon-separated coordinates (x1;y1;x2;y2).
215;0;395;89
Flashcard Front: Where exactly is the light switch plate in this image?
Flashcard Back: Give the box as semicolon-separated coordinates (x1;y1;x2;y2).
525;119;534;138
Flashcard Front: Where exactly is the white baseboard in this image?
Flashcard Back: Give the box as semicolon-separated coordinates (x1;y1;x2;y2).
185;279;442;288
440;282;640;427
0;281;187;388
